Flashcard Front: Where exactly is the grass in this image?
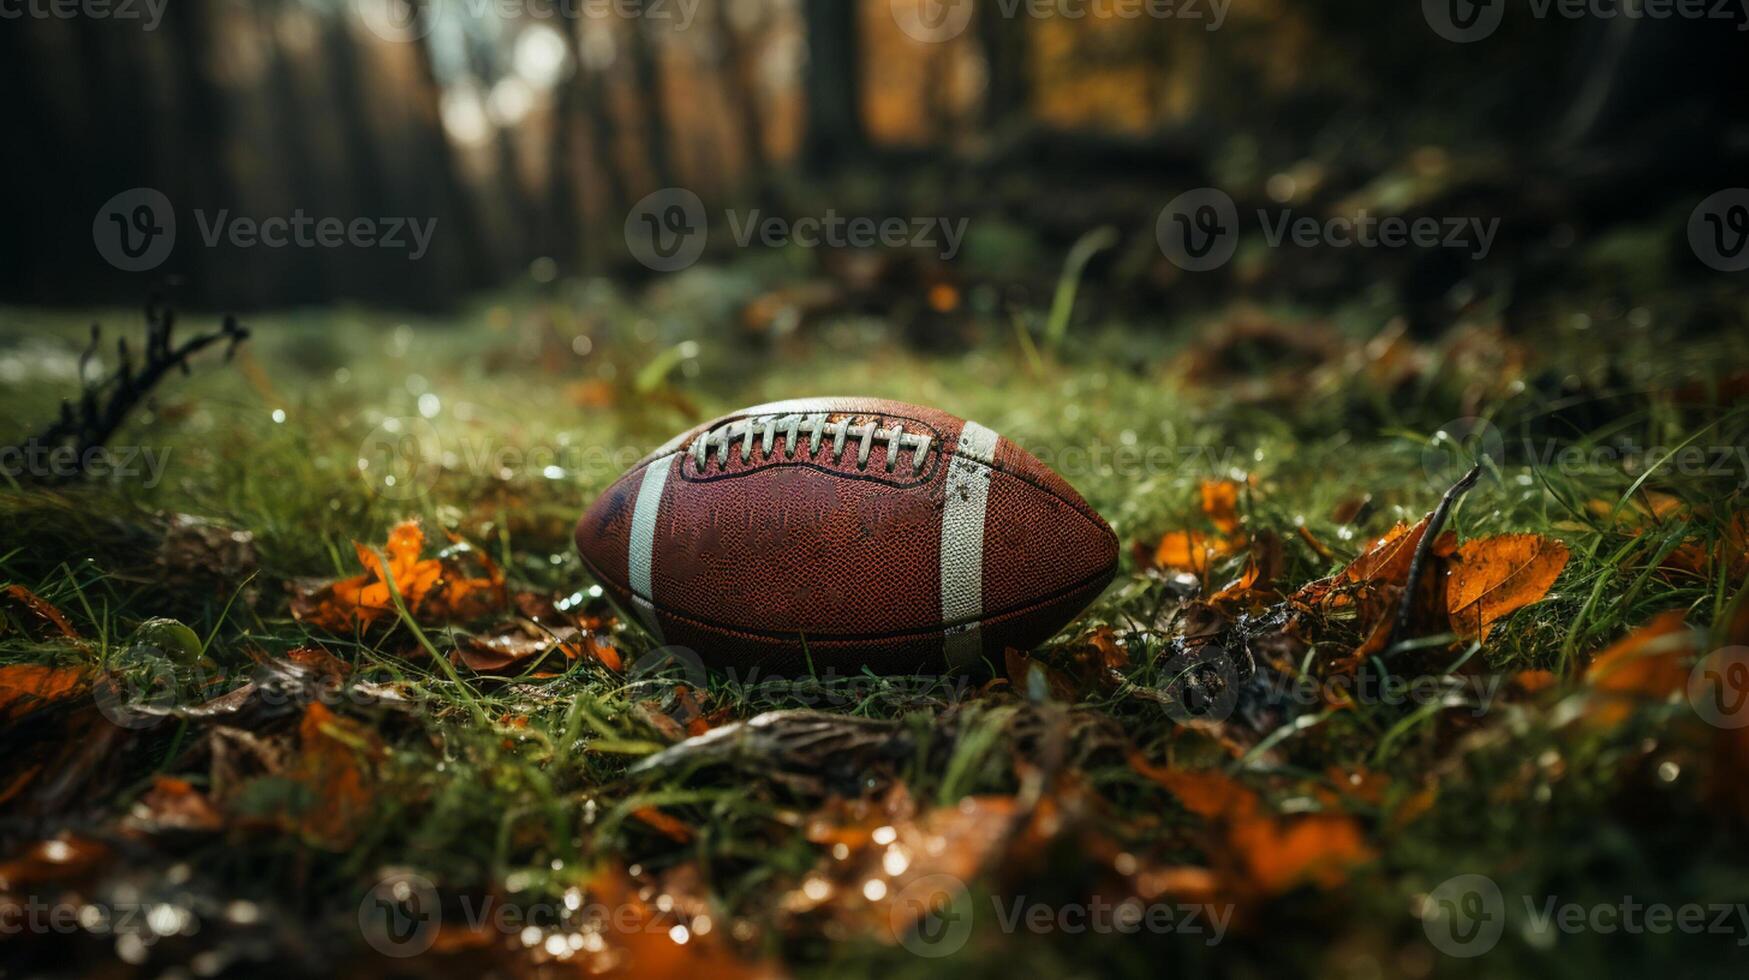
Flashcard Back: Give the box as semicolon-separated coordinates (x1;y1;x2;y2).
2;276;1748;978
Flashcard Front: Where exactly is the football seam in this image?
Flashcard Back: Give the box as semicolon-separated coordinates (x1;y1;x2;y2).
637;441;1115;539
579;551;1117;643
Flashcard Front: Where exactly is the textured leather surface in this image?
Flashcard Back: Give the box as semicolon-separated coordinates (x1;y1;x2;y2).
574;397;1117;673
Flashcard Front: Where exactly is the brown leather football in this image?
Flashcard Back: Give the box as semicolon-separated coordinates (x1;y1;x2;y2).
574;397;1117;674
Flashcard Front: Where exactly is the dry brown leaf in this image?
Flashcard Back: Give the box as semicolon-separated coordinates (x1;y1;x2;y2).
1446;534;1570;640
1129;754;1373;897
1583;610;1696;726
0;664;91;726
129;775;226;833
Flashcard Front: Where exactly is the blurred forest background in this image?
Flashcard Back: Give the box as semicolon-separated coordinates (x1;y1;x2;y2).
3;0;1746;320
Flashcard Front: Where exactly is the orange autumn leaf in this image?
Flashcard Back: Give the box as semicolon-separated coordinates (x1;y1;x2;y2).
1155;531;1241;572
1129;754;1261;820
1341;518;1430;587
292;520;506;632
1446;534;1570;640
1228;813;1373;894
294;702;383;847
1584;610;1696;726
1513;669;1560;694
1129;754;1372;896
0;664;90;725
1147;480;1250;573
1200;479;1242;535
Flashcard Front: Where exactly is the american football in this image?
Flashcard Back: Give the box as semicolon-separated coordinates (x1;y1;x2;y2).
575;397;1117;673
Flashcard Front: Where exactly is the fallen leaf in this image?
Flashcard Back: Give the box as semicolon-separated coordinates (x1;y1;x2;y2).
1446;534;1570;640
1201;479;1242;535
129;775;225;833
0;664;90;725
1129;753;1373;897
1341;518;1430;587
292;702;384;847
291;520;506;633
1584;610;1696;726
1228;812;1372;894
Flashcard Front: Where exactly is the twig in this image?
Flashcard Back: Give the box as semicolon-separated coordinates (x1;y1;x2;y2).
1387;463;1482;651
5;295;248;484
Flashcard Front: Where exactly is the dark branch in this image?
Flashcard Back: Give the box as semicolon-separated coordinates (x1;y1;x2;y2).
4;296;249;485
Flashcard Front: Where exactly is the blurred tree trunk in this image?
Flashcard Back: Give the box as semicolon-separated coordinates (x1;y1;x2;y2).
161;0;242;300
546;32;587;273
978;3;1030;129
626;4;678;191
0;22;52;296
403;0;494;300
318;16;397;303
260;3;329;303
801;0;867;174
467;38;537;280
717;3;773;206
582;68;632;240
